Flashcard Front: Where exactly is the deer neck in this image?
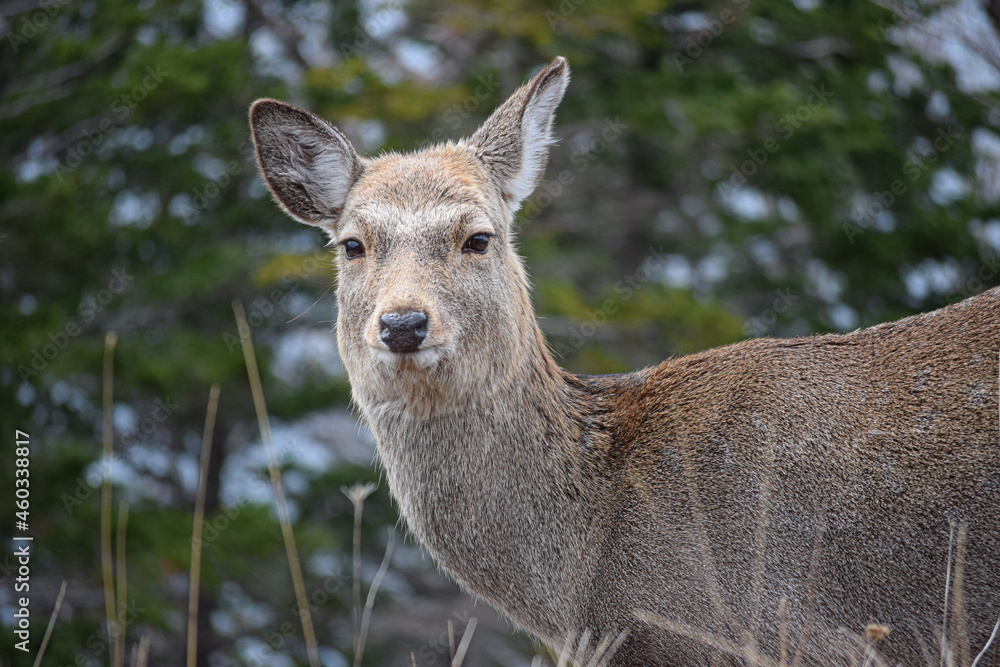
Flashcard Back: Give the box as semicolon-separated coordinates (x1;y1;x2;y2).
359;317;608;640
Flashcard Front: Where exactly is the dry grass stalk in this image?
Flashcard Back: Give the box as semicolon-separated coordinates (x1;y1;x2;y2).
448;619;456;663
637;610;780;667
554;628;590;667
101;331;119;665
531;630;628;667
970;614;1000;667
677;448;740;638
451;617;478;667
860;624;891;667
546;627;627;667
750;435;779;659
342;481;377;659
639;609;893;667
778;596;789;667
591;630;628;665
32;580;67;667
115;500;129;667
233;299;321;667
136;635;150;667
941;522;957;667
952;522;970;667
187;383;221;667
791;509;826;667
354;528;396;666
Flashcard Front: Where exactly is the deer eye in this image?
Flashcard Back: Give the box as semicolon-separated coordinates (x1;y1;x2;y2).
341;239;365;259
463;233;490;254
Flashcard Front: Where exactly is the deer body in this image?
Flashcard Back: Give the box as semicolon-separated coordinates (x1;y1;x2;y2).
250;58;1000;666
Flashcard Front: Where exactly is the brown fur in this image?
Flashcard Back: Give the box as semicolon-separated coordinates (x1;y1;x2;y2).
249;58;1000;666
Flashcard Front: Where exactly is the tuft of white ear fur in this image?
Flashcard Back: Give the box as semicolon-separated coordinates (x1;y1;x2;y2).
249;99;364;233
468;57;570;213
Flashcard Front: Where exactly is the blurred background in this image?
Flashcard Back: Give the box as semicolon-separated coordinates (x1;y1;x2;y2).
2;0;1000;664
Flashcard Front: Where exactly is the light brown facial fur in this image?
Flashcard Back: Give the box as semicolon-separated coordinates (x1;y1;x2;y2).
250;58;1000;666
333;146;536;419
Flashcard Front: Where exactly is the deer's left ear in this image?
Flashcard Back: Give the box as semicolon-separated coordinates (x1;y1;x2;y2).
466;57;570;213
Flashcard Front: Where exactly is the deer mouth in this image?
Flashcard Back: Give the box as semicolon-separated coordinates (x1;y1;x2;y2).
371;345;443;370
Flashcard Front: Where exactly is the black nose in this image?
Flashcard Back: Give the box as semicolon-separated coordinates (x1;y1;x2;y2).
379;311;428;352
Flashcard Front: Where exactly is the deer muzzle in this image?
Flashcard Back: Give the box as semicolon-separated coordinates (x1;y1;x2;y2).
379;311;429;352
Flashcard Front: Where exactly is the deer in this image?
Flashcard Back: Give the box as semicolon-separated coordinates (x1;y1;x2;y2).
249;57;1000;666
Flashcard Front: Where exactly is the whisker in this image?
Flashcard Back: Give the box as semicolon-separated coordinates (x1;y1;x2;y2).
287;283;334;324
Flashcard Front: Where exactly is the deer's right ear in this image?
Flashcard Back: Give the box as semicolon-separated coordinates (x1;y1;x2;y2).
249;99;364;232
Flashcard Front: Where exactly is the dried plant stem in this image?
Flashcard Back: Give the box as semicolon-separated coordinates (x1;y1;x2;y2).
941;522;956;667
451;618;479;667
352;495;364;654
985;352;1000;667
101;332;118;663
791;509;826;667
342;481;376;660
970;614;1000;667
354;529;396;666
591;629;628;666
136;635;150;667
951;522;970;667
32;581;67;667
187;384;220;667
233;299;320;667
561;631;578;665
778;596;789;667
636;610;780;667
448;619;456;662
115;500;129;667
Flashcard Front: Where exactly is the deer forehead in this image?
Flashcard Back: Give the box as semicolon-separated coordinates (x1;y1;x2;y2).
340;148;502;244
354;148;492;209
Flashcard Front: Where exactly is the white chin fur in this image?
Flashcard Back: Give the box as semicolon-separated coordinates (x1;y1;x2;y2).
371;346;443;370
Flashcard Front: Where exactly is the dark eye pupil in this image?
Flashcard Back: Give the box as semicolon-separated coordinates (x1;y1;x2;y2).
344;239;364;259
465;234;489;254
